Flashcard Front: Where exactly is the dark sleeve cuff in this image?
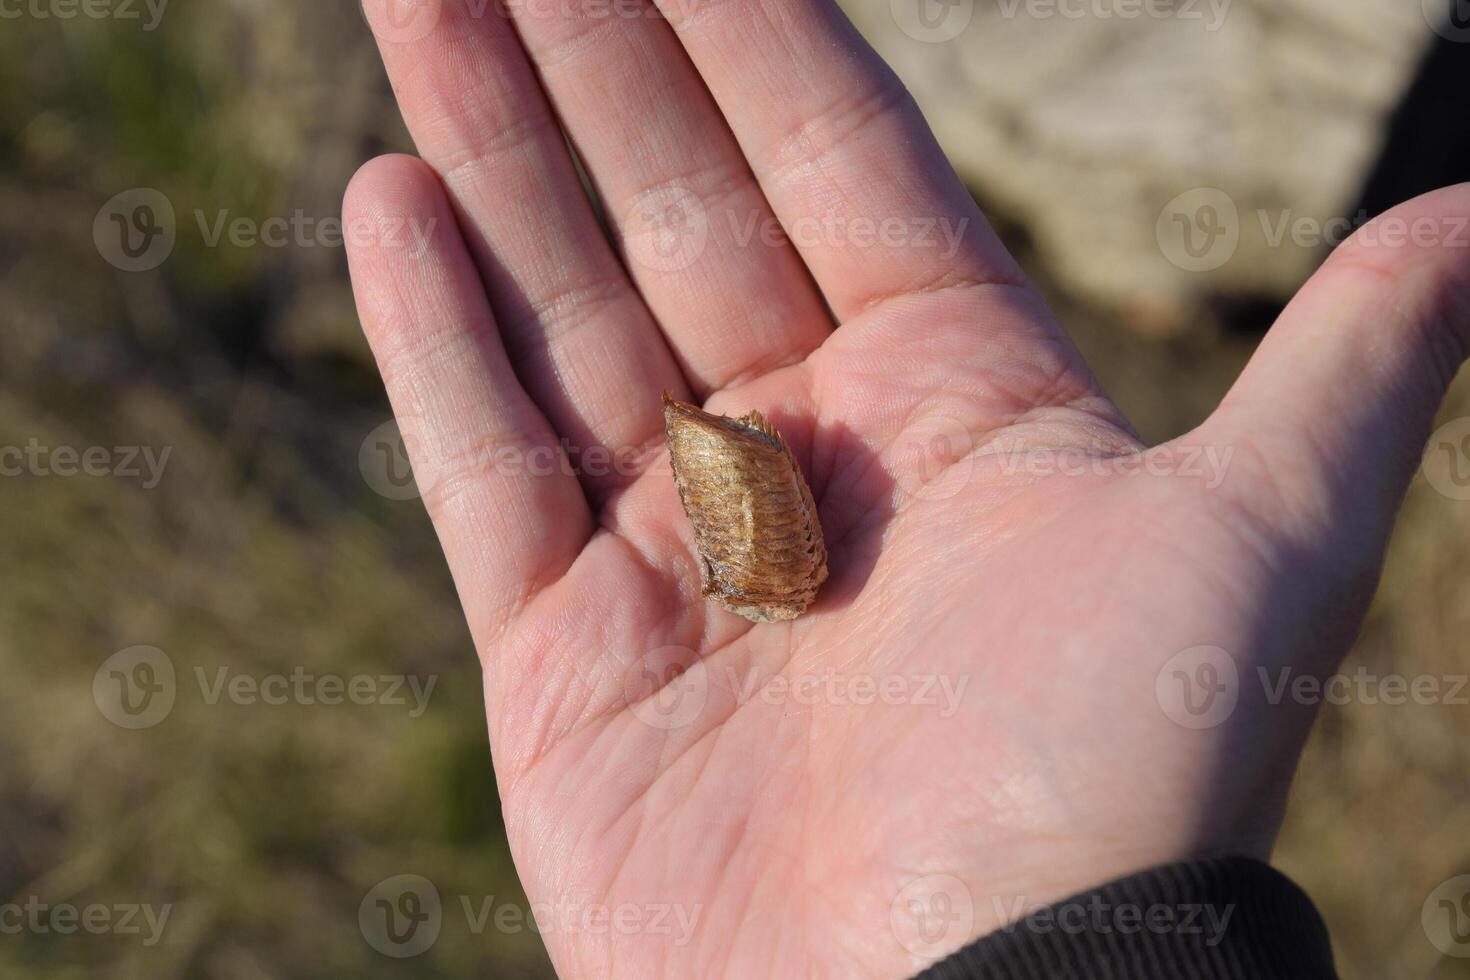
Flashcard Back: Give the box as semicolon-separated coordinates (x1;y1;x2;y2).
915;856;1337;980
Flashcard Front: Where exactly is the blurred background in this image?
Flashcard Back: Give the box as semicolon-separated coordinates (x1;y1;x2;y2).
2;0;1467;976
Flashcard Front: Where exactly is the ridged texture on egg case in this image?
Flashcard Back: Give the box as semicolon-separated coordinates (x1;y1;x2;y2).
662;393;828;622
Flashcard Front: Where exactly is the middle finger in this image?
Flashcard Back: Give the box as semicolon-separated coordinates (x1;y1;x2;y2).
504;0;834;396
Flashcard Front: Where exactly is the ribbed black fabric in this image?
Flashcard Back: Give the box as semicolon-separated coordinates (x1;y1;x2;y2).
915;857;1337;980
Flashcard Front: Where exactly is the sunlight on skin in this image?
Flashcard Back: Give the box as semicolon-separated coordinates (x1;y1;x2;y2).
347;1;1470;975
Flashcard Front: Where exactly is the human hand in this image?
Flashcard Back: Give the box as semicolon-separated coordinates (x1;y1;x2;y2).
344;1;1470;975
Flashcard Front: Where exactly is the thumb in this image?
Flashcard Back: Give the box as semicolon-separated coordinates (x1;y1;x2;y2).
1194;183;1470;547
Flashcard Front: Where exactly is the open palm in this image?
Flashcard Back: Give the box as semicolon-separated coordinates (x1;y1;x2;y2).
344;1;1470;976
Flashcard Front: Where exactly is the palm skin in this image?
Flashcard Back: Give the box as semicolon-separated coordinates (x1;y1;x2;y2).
345;1;1470;976
483;287;1366;979
495;318;1201;977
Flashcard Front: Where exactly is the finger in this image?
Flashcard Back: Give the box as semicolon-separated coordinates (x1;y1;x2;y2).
1197;183;1470;546
505;0;833;395
344;154;593;647
362;0;688;497
655;0;1049;331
